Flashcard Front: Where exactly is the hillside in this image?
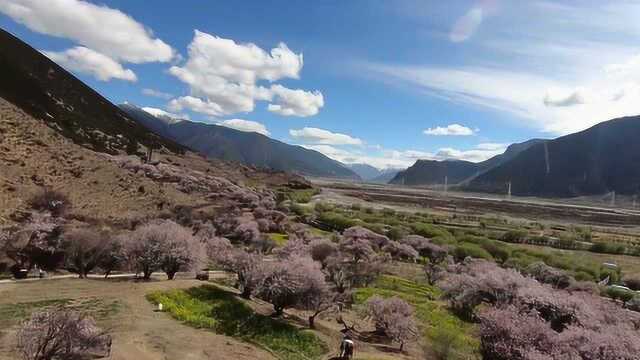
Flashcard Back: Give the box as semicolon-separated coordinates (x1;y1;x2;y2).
390;159;480;186
389;139;544;186
466;116;640;197
121;104;360;180
0;28;185;156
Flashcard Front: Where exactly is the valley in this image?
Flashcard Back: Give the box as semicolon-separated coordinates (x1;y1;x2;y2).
2;3;640;360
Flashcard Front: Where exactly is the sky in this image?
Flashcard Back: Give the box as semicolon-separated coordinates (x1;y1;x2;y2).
2;0;640;169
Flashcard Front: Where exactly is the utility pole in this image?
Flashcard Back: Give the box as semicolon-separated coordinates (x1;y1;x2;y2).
444;175;448;195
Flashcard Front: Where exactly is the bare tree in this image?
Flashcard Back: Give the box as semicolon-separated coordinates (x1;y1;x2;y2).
62;228;109;278
17;309;111;360
99;236;126;278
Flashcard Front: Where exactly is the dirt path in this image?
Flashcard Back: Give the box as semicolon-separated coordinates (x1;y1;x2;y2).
0;276;275;360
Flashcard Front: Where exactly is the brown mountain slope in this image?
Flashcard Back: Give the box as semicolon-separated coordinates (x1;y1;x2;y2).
0;97;301;227
0;28;185;156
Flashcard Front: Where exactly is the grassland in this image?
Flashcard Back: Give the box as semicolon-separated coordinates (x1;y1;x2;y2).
355;275;480;360
146;285;328;360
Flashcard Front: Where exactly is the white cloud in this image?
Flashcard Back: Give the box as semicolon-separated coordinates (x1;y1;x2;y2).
43;46;136;82
168;96;226;117
303;142;508;170
434;146;507;163
289;127;362;146
424;123;476;136
476;143;508;151
142;88;174;100
168;30;323;117
268;85;324;117
141;107;188;121
219;119;270;136
0;0;174;63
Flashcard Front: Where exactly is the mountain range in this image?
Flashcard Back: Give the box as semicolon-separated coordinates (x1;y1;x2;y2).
346;163;403;183
120;104;359;180
390;139;546;187
466;117;640;197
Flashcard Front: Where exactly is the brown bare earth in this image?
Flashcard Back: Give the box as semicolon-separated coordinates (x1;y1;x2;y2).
314;179;640;228
0;276;276;360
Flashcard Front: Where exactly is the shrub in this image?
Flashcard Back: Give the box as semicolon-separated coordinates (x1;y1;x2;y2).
17;309;111;360
317;211;358;231
501;229;528;243
524;262;573;289
623;275;640;291
410;223;452;240
590;241;626;255
452;243;493;262
27;188;71;217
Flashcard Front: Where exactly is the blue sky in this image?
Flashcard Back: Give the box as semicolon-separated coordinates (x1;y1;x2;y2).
2;0;640;169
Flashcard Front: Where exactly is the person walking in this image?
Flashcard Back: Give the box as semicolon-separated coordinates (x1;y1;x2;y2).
339;334;354;359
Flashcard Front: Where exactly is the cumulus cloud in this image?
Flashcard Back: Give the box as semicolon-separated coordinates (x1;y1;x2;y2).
168;30;323;117
289;127;362;145
268;85;324;117
424;123;476;136
43;46;136;82
0;0;174;63
142;88;174;100
168;96;226;117
219;119;270;136
141;107;188;121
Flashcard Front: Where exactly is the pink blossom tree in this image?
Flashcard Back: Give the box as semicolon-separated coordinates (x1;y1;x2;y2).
309;238;337;268
212;247;264;298
17;309;111;360
365;296;418;351
255;256;329;317
382;241;419;261
126;220;197;280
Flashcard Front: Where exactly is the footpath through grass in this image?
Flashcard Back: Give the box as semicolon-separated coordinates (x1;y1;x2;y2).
146;285;328;360
355;275;481;360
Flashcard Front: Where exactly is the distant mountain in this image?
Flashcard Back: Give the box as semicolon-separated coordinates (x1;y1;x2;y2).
390;159;480;186
347;164;382;181
0;28;185;155
121;104;360;179
346;163;404;183
369;169;402;184
389;139;544;186
465;116;640;197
